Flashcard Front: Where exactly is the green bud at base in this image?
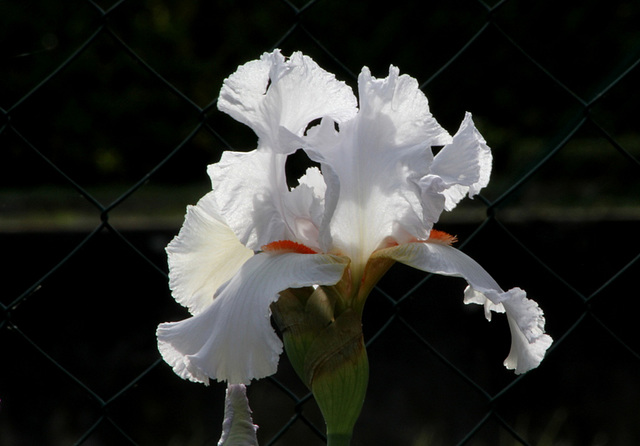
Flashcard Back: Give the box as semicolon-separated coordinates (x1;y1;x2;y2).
309;311;368;444
271;286;369;446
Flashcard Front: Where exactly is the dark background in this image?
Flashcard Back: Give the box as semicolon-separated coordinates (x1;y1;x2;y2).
2;1;639;445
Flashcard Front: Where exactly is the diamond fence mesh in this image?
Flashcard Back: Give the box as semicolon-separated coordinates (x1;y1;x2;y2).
2;0;640;445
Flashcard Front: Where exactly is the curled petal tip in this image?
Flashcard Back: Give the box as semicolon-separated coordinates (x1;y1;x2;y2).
497;288;553;374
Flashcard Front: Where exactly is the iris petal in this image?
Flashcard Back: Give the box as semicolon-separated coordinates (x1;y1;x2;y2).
157;251;349;384
208;150;290;250
304;66;452;268
208;151;325;251
218;50;357;153
213;50;358;251
373;241;552;374
500;289;554;374
428;112;492;211
166;192;253;316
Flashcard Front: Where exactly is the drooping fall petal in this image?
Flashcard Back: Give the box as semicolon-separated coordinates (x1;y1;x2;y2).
465;287;553;373
373;240;552;373
157;250;349;384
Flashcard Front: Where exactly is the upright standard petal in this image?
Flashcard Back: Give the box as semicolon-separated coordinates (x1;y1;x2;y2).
209;150;325;251
213;51;356;250
218;50;357;153
305;66;451;271
425;112;492;211
285;167;327;252
208;149;290;250
166;191;253;316
372;241;552;373
157;251;349;384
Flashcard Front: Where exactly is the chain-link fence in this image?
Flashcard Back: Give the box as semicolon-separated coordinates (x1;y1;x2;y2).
2;0;640;444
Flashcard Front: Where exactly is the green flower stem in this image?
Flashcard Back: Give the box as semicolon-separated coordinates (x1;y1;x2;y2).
327;434;353;446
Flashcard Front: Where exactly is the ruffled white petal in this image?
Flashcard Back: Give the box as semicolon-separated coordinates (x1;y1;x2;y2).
167;191;253;316
208;151;325;251
218;50;357;153
216;53;275;138
463;285;504;321
212;50;357;250
423;112;492;211
500;289;554;373
285;167;327;251
464;286;552;373
208;149;289;250
157;251;349;385
374;241;552;373
296;166;326;197
357;66;451;148
304;66;451;269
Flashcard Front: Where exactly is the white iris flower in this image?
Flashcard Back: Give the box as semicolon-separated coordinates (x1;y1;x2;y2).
157;50;552;386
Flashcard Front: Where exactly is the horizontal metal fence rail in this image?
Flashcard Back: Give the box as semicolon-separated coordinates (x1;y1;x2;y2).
2;0;639;444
